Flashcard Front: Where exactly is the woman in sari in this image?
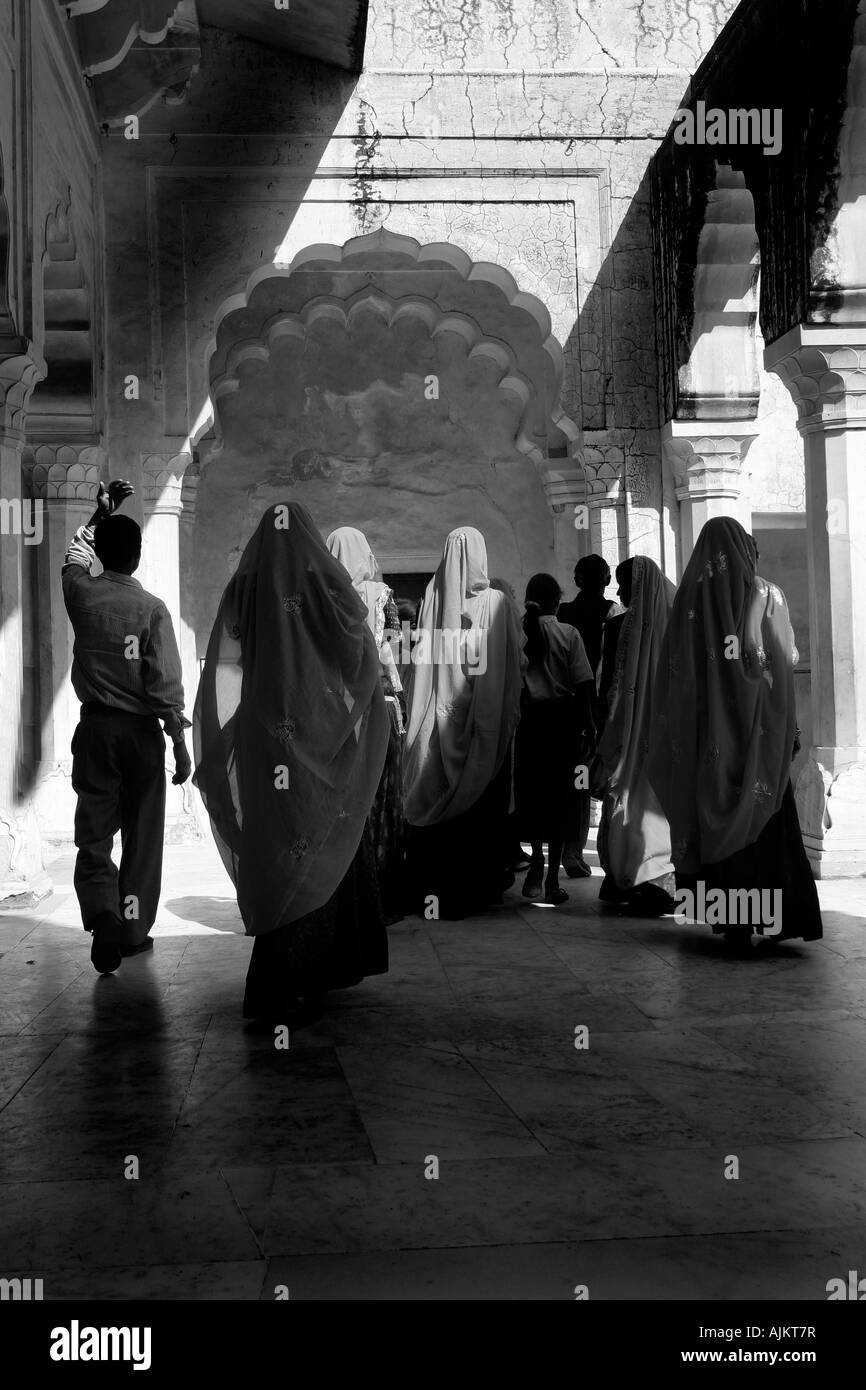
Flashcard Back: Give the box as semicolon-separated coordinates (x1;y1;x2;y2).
514;573;596;904
193;503;391;1027
326;526;405;925
649;516;822;945
402;527;524;920
595;556;677;914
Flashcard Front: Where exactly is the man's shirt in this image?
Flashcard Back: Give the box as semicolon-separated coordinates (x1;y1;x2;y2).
62;524;189;737
557;592;624;676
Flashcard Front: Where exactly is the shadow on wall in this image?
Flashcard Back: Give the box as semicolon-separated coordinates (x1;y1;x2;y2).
564;162;671;572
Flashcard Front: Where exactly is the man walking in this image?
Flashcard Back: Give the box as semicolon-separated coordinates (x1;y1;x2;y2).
557;553;621;877
62;479;191;974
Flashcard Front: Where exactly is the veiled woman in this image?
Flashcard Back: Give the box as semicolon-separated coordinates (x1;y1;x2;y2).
403;526;524;920
326;525;405;924
649;516;822;945
193;503;390;1026
595;556;677;914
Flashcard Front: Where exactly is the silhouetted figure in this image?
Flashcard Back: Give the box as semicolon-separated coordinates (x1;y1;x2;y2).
649;516;822;947
557;553;622;874
515;573;595;904
403;528;523;919
62;480;192;975
595;557;677;915
194;503;390;1028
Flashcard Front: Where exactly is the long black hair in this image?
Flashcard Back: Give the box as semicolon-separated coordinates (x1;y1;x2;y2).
523;572;562;667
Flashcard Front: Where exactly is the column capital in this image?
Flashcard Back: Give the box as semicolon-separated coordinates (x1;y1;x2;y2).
24;443;107;501
180;468;200;522
142;451;192;515
580;444;625;507
0;351;46;439
661;419;758;502
764;324;866;433
541;465;586;515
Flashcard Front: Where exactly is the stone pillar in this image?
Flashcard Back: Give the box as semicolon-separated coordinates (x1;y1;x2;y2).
141;452;188;635
765;324;866;876
27;444;106;848
542;464;588;592
661;420;758;566
141;449;201;843
581;444;626;573
179;465;200;707
0;354;50;899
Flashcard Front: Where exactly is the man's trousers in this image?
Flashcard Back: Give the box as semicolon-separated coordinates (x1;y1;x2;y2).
71;708;166;945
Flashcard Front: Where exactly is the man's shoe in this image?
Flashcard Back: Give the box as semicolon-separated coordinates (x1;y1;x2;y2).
119;937;154;958
91;932;122;975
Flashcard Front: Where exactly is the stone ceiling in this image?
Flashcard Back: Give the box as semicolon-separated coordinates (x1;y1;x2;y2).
63;0;369;124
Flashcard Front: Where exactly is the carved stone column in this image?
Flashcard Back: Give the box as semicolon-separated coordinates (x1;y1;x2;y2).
141;451;189;635
542;463;588;593
580;443;626;573
26;444;107;847
765;324;866;876
141;448;201;843
661;420;758;566
179;464;200;707
0;354;50;899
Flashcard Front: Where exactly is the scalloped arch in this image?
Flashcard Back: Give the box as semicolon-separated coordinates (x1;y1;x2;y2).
210;290;545;460
194;228;581;464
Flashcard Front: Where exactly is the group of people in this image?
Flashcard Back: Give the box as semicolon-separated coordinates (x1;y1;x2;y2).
63;483;822;1029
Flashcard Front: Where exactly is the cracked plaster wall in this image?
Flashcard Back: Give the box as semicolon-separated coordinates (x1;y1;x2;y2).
99;1;751;642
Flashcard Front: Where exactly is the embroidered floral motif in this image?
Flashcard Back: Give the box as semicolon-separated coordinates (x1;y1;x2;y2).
227;622;241;639
707;646;717;662
753;779;773;805
705;560;714;579
715;550;728;573
705;743;720;764
687;608;695;620
282;594;304;614
274;718;296;741
289;837;309;858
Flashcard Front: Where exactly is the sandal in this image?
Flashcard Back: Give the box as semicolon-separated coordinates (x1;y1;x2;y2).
544;885;569;906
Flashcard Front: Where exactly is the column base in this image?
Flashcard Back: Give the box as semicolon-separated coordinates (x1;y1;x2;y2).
794;755;866;878
32;759;205;854
0;801;52;907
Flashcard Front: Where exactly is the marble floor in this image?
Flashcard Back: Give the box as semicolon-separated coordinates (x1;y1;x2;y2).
2;836;866;1301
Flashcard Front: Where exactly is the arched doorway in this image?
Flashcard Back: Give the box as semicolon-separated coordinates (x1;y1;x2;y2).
184;229;581;665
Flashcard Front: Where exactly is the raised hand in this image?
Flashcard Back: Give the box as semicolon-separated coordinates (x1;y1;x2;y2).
107;480;134;512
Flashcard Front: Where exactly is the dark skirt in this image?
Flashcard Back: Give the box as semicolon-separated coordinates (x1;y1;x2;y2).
403;753;513;920
684;783;823;941
369;699;405;926
242;821;387;1016
514;696;581;842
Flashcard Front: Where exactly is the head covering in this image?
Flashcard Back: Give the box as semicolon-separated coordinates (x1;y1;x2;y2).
325;526;384;630
193;503;389;935
596;556;676;888
326;525;402;695
648;516;798;872
403;526;523;826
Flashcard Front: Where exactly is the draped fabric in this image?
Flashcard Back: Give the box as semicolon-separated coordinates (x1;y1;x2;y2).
403;526;524;827
596;556;675;889
193;503;390;935
326;526;402;697
648;516;798;873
